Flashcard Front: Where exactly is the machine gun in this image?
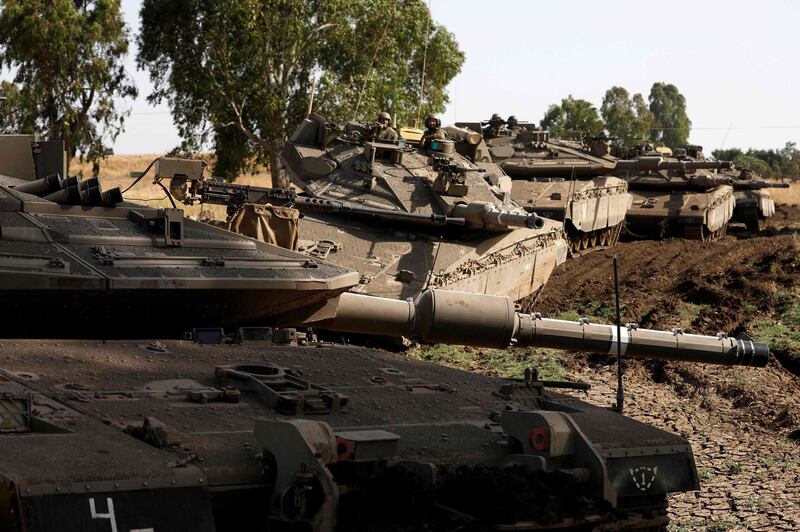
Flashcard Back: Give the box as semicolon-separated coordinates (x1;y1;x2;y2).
155;157;546;231
431;155;486;196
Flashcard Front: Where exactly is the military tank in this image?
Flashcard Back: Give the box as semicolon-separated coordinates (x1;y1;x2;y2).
722;167;788;232
0;133;773;531
270;114;568;301
455;119;632;255
609;144;737;241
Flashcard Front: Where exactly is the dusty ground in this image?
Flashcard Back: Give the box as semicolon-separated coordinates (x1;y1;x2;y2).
525;205;800;530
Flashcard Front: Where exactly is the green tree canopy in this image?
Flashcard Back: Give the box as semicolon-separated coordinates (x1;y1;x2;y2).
713;142;800;180
540;96;604;139
0;0;137;171
137;0;464;183
648;82;691;148
600;86;653;144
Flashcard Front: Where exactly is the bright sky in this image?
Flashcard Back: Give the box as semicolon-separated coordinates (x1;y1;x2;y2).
115;0;800;154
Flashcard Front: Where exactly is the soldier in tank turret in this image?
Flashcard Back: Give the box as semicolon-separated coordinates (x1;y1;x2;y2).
375;111;398;141
506;115;520;132
483;113;508;139
420;114;446;149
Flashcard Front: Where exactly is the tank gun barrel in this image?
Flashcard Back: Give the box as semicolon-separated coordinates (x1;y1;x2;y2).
309;289;769;367
615;156;734;173
733;180;791;190
450;201;546;230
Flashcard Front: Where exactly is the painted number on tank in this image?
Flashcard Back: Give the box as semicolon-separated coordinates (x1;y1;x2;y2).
629;466;658;491
88;497;155;532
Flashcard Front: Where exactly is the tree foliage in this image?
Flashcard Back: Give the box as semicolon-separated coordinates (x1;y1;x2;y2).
0;0;137;171
713;142;800;180
540;96;604;139
648;82;691;148
601;86;653;143
137;0;464;182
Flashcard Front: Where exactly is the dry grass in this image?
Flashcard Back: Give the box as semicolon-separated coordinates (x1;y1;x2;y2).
771;182;800;205
69;154;274;221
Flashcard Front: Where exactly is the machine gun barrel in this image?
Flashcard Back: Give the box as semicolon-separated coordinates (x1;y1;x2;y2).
199;180;450;225
309;289;769;367
294;196;448;225
615;156;734;173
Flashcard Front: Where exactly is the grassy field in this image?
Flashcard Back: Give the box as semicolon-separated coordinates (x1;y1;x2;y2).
70;154;274;220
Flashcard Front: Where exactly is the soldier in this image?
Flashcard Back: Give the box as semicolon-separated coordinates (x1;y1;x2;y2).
420;114;446;149
376;111;398;141
483;113;507;138
506;115;519;131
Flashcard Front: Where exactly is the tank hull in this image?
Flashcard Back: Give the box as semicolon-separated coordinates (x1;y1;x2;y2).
0;340;696;531
732;189;775;232
510;177;632;254
296;212;567;301
625;185;736;241
470;128;632;254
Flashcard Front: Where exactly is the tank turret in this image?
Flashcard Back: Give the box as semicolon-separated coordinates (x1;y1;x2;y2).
213;114;569;301
721;167;790;231
609;151;739;241
456;121;633;254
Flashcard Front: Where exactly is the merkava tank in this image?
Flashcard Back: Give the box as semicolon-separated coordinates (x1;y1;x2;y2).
0;134;772;531
272;113;568;301
455;119;632;255
609;144;737;241
716;166;787;232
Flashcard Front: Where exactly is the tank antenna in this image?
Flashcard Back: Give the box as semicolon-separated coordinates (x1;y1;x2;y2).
613;253;625;413
415;0;432;126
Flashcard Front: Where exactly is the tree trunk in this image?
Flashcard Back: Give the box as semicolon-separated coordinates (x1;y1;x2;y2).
270;152;289;189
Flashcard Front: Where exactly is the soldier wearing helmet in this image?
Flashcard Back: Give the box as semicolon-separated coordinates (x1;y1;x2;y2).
506;115;519;130
376;111;398;141
483;113;508;139
420;114;446;149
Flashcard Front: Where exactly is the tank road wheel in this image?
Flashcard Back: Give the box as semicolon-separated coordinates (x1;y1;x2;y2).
580;233;590;250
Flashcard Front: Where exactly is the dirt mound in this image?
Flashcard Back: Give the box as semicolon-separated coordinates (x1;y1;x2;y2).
527;232;799;340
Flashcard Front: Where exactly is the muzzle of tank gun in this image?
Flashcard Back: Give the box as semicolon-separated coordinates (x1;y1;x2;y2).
451;201;546;230
12;173;63;196
311;289;769;367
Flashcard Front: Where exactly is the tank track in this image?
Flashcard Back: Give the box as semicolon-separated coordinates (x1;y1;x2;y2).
567;222;624;256
681;222;728;242
738;206;767;233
